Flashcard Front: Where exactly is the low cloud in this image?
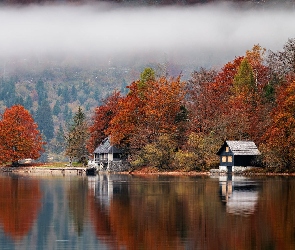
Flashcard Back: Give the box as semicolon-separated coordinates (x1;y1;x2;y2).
1;3;295;68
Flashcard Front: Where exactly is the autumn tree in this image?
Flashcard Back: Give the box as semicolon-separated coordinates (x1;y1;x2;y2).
233;58;256;94
229;48;271;144
107;70;187;169
139;67;155;87
261;80;295;172
0;105;44;165
223;58;258;141
87;91;122;154
64;106;89;165
180;58;244;169
186;67;219;134
267;38;295;81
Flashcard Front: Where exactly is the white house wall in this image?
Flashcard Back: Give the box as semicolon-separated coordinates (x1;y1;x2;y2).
219;166;254;173
108;153;113;161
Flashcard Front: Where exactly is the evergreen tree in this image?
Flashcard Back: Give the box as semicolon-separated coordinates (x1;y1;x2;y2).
35;99;54;141
1;78;16;107
36;79;48;104
53;100;61;116
57;87;63;96
15;96;24;106
71;85;78;101
64;105;73;124
233;58;256;94
64;107;89;165
24;96;33;111
52;124;65;154
62;86;70;104
93;89;101;101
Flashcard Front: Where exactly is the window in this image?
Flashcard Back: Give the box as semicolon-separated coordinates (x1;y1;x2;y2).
228;156;233;162
222;156;227;162
225;146;229;152
113;153;121;159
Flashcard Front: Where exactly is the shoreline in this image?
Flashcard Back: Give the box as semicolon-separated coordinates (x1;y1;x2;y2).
0;165;295;177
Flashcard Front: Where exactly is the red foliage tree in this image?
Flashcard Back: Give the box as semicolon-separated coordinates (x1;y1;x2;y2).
107;76;186;156
107;80;145;149
87;91;122;154
187;57;243;136
261;80;295;171
0;105;44;165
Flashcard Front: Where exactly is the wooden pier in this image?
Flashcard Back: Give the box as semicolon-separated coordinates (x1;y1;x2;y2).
49;167;86;175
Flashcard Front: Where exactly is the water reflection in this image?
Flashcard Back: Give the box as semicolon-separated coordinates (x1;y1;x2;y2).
0;173;294;249
219;175;260;216
0;175;42;241
67;178;88;235
89;174;188;249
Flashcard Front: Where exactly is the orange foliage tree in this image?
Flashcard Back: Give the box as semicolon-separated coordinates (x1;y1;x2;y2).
261;80;295;171
0;105;44;165
107;75;186;168
187;57;243;136
87;91;122;154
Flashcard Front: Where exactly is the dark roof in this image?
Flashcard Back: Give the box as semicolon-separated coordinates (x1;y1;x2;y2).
94;137;122;154
217;141;260;156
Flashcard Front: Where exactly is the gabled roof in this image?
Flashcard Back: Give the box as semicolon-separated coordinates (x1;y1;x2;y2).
94;137;122;154
217;141;260;156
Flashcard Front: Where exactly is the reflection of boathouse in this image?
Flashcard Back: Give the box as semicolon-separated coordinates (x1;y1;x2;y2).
217;141;260;173
90;175;130;208
219;176;260;216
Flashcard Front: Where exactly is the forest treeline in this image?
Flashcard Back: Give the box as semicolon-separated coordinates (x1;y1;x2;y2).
0;60;134;161
2;38;295;172
87;38;295;172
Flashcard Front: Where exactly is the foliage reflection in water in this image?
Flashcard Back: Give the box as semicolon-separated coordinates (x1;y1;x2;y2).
0;173;294;249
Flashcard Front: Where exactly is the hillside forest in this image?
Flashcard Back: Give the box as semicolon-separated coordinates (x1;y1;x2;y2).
2;38;295;172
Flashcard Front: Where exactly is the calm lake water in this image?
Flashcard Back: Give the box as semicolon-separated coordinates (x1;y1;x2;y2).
0;173;294;250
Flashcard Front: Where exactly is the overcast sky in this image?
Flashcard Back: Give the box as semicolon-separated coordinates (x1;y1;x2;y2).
1;3;295;67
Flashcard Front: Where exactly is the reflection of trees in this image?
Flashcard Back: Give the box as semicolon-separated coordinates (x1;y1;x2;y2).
88;196;114;244
89;175;189;249
67;178;88;235
254;178;295;249
89;175;295;249
0;175;42;240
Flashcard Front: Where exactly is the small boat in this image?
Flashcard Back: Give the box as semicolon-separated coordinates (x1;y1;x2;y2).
86;167;96;176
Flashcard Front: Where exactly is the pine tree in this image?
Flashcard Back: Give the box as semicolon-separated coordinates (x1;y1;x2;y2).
53;100;61;116
36;79;48;103
51;124;65;154
233;58;256;94
64;107;89;165
35;99;54;141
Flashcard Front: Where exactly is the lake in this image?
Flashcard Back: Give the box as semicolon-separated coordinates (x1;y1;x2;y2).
0;173;294;249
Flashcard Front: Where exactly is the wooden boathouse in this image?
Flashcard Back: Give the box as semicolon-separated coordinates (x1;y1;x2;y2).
93;137;129;171
216;141;260;173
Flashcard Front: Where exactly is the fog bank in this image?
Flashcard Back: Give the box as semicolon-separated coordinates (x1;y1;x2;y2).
1;3;295;68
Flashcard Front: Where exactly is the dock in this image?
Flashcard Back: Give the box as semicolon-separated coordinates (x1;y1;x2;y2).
50;167;86;175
